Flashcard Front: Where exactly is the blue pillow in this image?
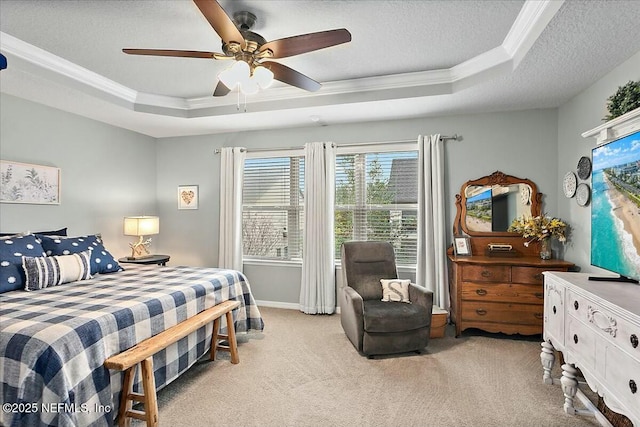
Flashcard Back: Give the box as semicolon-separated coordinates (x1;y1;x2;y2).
37;234;122;275
0;234;47;293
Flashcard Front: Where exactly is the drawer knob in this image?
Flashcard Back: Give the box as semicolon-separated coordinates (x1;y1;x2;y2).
535;292;544;299
481;270;492;278
630;380;637;394
574;301;579;310
553;305;557;314
475;289;487;296
534;313;543;320
533;273;543;281
476;309;487;316
631;334;639;349
573;334;579;344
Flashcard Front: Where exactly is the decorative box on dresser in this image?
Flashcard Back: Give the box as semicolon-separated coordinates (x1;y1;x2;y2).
541;272;640;426
448;255;574;337
448;170;574;337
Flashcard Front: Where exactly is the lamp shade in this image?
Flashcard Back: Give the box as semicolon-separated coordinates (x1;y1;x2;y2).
124;216;159;236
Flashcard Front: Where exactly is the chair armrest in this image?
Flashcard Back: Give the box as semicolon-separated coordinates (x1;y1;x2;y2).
409;283;434;312
341;286;365;351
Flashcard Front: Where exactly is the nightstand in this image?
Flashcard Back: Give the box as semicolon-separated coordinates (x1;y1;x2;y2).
118;254;170;266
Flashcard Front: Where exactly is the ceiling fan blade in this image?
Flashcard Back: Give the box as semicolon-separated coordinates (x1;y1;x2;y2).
213;80;231;97
262;61;321;92
123;48;225;59
193;0;245;49
259;29;351;59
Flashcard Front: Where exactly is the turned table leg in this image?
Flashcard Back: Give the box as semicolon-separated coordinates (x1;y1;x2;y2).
561;363;579;415
540;341;556;385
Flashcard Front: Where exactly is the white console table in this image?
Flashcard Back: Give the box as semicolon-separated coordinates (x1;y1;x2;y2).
541;272;640;426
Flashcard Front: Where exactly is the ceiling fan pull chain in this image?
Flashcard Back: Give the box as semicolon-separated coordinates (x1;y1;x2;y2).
236;89;240;111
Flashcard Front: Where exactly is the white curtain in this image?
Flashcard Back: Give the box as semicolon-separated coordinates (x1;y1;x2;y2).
218;147;246;271
300;142;336;314
416;135;449;310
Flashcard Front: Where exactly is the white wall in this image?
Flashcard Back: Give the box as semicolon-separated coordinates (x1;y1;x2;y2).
0;93;158;257
156;108;559;305
557;50;640;274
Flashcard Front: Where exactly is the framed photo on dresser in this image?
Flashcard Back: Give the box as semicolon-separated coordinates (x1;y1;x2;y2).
453;237;471;256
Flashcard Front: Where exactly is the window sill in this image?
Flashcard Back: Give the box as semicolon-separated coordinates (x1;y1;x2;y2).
243;258;302;268
243;259;417;272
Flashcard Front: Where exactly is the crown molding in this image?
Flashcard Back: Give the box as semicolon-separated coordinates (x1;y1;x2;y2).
0;0;563;118
0;32;137;103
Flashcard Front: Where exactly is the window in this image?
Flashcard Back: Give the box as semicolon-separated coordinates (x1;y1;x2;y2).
335;150;418;265
242;155;304;260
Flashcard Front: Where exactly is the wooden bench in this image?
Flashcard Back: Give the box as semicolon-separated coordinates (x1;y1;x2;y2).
104;299;241;427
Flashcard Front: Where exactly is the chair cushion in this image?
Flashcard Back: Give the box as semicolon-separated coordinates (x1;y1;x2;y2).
363;299;430;333
341;241;398;300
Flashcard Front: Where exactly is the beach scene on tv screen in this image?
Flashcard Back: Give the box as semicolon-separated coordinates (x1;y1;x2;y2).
591;131;640;280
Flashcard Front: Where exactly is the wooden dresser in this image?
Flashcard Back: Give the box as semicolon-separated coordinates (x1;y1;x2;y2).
448;254;574;336
541;272;640;426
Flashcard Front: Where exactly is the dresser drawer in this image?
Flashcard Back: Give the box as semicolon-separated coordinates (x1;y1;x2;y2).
568;290;640;356
461;265;510;283
461;301;543;325
544;279;566;345
566;315;596;371
461;282;544;304
512;267;561;285
604;346;640;420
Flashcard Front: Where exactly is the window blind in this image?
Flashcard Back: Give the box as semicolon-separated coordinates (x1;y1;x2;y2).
242;156;305;260
335;151;418;265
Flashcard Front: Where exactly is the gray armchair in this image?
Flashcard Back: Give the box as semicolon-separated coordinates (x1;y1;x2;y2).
340;241;433;357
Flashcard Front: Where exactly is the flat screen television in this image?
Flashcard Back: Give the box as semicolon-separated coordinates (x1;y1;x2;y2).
590;129;640;283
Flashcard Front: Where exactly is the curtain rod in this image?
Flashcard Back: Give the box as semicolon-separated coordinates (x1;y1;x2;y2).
213;134;459;154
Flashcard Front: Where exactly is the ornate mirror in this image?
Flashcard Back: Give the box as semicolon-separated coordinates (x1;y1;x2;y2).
453;171;542;237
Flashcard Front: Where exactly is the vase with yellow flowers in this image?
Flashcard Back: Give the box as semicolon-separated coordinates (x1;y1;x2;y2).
508;214;567;259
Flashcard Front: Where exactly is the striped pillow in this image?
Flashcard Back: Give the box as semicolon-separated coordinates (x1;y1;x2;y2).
22;250;92;291
380;279;411;303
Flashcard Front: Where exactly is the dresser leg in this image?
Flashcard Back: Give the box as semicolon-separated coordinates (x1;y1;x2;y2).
561;363;579;415
540;341;555;385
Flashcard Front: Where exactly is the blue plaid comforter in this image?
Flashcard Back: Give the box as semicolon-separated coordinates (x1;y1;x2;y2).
0;265;264;427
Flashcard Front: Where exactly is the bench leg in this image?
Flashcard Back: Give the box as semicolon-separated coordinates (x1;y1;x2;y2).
209;309;239;364
210;316;221;361
140;357;158;427
225;311;239;364
118;367;135;427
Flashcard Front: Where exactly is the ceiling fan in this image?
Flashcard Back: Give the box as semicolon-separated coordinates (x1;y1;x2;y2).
123;0;351;97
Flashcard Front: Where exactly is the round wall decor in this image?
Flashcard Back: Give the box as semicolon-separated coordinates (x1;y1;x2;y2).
563;171;577;198
577;156;592;180
576;183;591;206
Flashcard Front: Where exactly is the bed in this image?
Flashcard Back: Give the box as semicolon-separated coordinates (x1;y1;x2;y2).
0;257;264;427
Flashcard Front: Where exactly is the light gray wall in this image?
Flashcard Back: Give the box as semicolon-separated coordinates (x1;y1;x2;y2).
557;49;640;274
0;93;158;257
10;48;638;305
157;108;559;305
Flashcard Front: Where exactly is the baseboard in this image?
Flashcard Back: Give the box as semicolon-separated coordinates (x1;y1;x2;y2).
255;300;341;313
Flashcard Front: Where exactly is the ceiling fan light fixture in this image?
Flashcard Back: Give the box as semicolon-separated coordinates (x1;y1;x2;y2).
218;60;250;90
253;66;274;89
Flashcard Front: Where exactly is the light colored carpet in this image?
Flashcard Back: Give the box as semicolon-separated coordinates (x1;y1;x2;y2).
139;307;600;427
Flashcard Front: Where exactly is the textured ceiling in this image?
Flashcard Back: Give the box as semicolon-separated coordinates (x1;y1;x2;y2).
1;0;640;138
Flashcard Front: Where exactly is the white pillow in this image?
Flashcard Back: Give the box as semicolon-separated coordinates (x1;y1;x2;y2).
380;279;411;303
22;250;92;291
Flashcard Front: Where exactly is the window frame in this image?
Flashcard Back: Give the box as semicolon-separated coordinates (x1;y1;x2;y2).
334;142;419;266
242;149;305;262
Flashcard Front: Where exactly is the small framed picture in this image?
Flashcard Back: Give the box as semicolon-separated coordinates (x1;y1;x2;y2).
178;185;198;210
454;237;472;256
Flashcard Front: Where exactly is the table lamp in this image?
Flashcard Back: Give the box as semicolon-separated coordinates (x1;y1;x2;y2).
124;216;159;259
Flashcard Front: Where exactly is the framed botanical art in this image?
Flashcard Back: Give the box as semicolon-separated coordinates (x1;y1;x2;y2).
178;185;198;210
453;236;472;256
0;160;61;205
